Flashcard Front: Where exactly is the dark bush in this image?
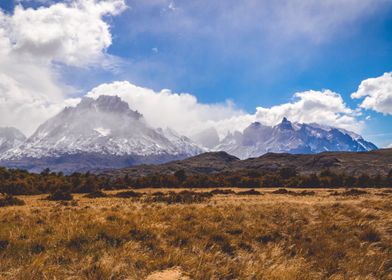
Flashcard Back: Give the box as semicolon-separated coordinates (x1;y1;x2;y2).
209;189;236;195
236;189;261;195
0;240;9;251
295;190;316;196
341;189;368;196
84;190;107;198
114;190;142;198
271;188;291;194
0;195;25;207
47;190;73;201
359;228;381;243
144;190;212;204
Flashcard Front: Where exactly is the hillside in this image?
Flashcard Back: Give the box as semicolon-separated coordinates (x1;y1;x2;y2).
103;148;392;177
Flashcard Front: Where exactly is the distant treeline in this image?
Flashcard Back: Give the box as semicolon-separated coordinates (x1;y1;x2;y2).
0;167;392;195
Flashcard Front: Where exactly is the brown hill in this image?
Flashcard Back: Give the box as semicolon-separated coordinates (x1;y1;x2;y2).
102;149;392;178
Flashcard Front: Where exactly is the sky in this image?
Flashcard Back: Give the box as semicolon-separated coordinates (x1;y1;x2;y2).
0;0;392;147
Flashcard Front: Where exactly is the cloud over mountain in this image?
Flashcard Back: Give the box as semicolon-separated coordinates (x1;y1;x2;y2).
86;81;363;139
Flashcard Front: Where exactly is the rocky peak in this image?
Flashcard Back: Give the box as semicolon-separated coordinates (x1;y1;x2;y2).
77;95;142;119
277;117;293;130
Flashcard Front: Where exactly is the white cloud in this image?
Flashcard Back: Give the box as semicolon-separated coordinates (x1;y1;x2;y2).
255;90;362;131
87;82;363;138
86;81;248;138
7;0;126;66
351;72;392;115
0;0;126;135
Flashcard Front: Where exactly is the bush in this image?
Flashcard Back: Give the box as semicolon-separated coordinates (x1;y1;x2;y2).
236;189;261;195
47;190;73;201
84;190;108;198
144;191;212;204
0;194;25;207
341;189;368;196
271;188;291;194
114;190;142;198
359;228;381;243
209;189;236;195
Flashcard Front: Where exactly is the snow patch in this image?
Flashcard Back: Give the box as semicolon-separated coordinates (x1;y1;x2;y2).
94;127;111;137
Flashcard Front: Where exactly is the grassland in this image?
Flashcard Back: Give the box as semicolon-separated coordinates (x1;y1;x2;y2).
0;188;391;279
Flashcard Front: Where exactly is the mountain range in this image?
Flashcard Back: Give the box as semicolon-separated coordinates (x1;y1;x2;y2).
215;117;377;159
0;95;378;172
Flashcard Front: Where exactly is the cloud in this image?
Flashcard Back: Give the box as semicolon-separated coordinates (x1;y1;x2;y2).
0;0;126;135
86;81;248;138
86;81;363;138
351;72;392;115
4;0;126;66
255;90;362;131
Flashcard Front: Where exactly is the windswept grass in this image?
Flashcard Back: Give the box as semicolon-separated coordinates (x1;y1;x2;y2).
0;188;391;279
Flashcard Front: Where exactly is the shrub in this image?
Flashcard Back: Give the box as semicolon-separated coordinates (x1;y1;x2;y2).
341;189;368;196
271;188;291;194
236;189;261;195
360;228;381;243
84;190;108;198
47;190;73;201
114;190;142;198
209;189;236;195
0;240;9;251
0;194;25;207
144;191;212;204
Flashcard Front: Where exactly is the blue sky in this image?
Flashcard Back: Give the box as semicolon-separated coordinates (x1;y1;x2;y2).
0;0;392;146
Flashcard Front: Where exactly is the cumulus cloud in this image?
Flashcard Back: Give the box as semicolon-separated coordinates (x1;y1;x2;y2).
86;81;363;138
86;81;248;138
351;72;392;115
0;0;126;135
255;90;362;131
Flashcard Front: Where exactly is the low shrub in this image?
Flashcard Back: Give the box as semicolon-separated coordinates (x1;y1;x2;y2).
0;194;25;207
209;189;236;195
236;189;261;195
271;188;291;194
114;190;142;198
144;190;212;204
47;190;73;201
341;189;368;196
359;228;381;243
84;190;108;198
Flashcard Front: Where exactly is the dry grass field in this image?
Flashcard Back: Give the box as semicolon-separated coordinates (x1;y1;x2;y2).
0;188;391;280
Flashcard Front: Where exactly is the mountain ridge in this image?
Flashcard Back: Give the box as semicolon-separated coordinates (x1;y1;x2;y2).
102;148;392;178
214;118;377;159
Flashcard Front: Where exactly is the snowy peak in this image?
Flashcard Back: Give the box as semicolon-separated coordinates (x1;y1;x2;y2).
0;127;26;154
215;118;377;159
78;95;142;119
277;117;293;130
1;95;203;169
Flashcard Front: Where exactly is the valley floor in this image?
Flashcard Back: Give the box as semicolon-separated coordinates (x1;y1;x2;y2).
0;188;391;279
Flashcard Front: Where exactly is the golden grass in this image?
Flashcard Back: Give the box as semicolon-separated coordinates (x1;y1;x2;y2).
0;188;391;280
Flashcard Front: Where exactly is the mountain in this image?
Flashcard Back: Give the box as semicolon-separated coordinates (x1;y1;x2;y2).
214;118;377;159
104;148;392;178
0;127;26;153
0;95;203;172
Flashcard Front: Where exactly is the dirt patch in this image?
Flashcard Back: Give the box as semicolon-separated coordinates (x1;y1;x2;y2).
145;267;190;280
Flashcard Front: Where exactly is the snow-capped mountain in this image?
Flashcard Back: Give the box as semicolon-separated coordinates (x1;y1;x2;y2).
0;127;26;154
214;117;377;159
0;95;203;172
0;96;378;172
